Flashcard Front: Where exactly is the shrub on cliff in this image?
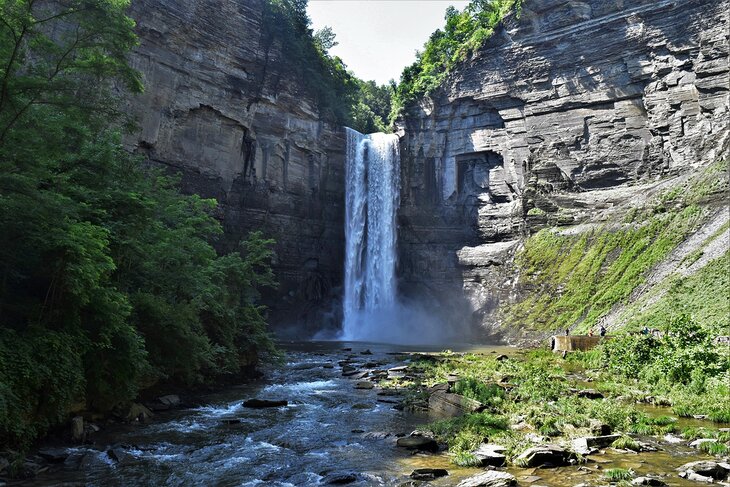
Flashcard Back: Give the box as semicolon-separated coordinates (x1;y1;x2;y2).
390;0;523;122
0;0;277;449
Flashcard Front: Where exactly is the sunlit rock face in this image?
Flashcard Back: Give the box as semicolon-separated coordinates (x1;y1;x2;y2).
123;0;346;333
398;0;729;337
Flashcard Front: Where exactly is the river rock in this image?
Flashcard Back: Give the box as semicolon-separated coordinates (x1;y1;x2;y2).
572;435;621;455
158;394;181;407
37;448;69;463
631;477;667;486
576;389;604;399
472;443;507;467
516;445;575;467
677;460;730;480
410;468;449;480
71;416;84;441
354;381;375;390
428;391;483;417
456;471;517;487
107;447;135;465
321;471;358;484
396;435;439;452
360;349;373;355
689;438;717;448
243;399;288;408
127;403;153;422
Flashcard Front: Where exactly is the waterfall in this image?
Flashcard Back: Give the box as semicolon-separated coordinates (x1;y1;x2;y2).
341;127;400;341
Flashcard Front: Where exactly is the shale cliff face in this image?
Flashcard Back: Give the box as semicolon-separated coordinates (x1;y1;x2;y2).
124;0;345;331
399;0;729;337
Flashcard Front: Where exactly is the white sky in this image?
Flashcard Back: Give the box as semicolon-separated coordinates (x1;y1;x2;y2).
308;1;470;85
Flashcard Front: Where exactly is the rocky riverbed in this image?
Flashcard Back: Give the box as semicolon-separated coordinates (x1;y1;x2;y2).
4;342;728;486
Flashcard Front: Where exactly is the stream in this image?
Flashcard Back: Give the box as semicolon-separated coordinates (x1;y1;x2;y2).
13;342;722;487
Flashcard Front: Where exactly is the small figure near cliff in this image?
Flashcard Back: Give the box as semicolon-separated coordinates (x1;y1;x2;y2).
565;328;570;336
588;328;594;337
600;325;607;337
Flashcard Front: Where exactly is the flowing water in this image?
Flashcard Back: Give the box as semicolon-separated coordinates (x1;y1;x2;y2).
342;129;401;343
14;342;721;487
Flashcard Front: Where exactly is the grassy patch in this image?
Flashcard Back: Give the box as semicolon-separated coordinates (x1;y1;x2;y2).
604;468;634;481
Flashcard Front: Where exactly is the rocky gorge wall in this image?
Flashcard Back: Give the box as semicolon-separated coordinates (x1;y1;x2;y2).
398;0;729;339
123;0;346;332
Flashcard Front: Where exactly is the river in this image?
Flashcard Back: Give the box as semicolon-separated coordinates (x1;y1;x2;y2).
13;342;722;486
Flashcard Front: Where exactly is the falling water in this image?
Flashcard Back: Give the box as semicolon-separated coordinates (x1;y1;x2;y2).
341;127;400;341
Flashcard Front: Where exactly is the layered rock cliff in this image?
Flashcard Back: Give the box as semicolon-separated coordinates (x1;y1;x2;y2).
124;0;345;332
398;0;729;339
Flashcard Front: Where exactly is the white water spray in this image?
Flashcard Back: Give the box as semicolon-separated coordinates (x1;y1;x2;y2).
341;128;400;342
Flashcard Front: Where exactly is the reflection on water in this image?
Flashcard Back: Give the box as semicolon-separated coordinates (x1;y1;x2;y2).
14;341;720;487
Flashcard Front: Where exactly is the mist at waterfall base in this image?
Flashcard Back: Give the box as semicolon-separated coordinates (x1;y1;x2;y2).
328;127;463;346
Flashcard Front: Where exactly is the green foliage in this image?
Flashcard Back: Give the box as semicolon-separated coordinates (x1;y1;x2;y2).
611;436;640;451
427;411;508;458
390;0;521;122
453;377;505;407
506;204;706;331
0;0;278;449
262;0;392;133
604;468;634;481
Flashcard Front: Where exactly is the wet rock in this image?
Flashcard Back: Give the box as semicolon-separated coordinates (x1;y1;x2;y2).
396;435;439;452
472;443;507;467
410;468;449;481
243;399;288;408
37;448;69;463
323;363;334;369
428;391;483;417
354;381;375;390
663;434;683;444
515;445;575;468
571;435;621;455
576;389;604;399
632;477;667;486
322;471;358;484
456;470;517;487
363;431;392;440
107;447;135;465
689;438;717;448
127;403;153;422
677;460;730;480
360;349;373;355
71;416;85;441
342;348;352;352
428;382;450;394
588;419;612;436
351;429;365;434
351;403;373;410
159;395;181;407
495;354;509;361
220;417;242;425
342;367;361;377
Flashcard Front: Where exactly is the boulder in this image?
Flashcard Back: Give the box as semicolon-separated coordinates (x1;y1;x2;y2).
107;447;135;465
689;438;717;448
127;403;153;422
472;443;507;467
243;399;288;408
631;477;667;486
515;445;575;468
396;435;439;452
37;448;69;463
428;391;483;417
576;389;604;399
360;349;373;355
322;471;358;484
354;381;375;390
158;395;181;407
71;416;85;441
457;471;517;487
572;435;621;455
677;460;730;480
410;468;449;481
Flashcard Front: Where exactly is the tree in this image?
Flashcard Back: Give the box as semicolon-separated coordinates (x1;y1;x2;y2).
313;26;338;53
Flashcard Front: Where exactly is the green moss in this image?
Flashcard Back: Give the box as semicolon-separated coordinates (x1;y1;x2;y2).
611;436;641;451
604;468;634;481
527;207;546;216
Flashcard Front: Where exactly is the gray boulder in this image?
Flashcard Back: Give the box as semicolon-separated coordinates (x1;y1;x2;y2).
456;471;517;487
516;445;575;467
472;443;507;467
396;435;439;452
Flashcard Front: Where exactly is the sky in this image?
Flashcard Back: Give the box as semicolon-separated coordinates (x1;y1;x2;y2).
307;1;470;85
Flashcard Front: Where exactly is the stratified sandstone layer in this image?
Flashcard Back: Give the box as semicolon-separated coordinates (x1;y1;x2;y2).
398;0;729;336
124;0;345;331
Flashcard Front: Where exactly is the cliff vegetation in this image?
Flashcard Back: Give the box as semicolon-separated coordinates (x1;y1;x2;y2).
0;0;277;450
